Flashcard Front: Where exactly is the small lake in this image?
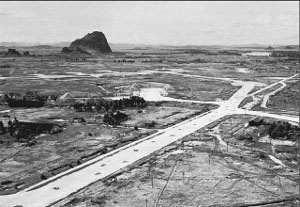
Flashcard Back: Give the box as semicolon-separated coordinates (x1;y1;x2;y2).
242;52;271;57
236;68;250;73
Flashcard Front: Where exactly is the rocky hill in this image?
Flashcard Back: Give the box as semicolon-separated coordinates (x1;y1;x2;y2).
62;31;112;55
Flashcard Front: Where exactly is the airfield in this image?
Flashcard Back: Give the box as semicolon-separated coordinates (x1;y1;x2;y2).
0;44;299;207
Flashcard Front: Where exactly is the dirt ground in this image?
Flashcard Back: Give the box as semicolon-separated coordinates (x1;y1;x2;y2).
0;101;215;195
0;45;298;205
1;46;297;101
0;122;155;195
122;103;215;129
248;79;299;116
154;73;240;101
51;115;299;207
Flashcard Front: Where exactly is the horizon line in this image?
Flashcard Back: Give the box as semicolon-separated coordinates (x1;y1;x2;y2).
0;41;299;47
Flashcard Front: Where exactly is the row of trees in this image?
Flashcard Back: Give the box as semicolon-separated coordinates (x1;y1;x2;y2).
2;92;60;108
114;59;135;63
73;96;147;112
141;59;163;63
3;91;47;107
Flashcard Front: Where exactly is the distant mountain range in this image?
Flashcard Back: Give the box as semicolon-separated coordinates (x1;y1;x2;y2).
0;42;298;50
230;43;299;49
0;41;71;47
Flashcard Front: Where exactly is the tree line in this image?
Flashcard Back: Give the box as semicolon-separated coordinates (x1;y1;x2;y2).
267;121;299;139
114;59;135;63
73;96;146;112
2;91;59;108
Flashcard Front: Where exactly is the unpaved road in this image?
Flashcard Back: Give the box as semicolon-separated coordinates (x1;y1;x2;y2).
0;73;298;207
249;73;298;109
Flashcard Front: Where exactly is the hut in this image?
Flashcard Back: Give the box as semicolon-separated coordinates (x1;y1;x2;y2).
248;117;264;127
57;93;75;104
104;111;129;125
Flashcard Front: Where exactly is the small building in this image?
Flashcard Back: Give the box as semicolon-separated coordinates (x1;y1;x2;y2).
57;93;75;104
248;117;264;127
72;117;86;123
104;111;129;125
144;121;156;128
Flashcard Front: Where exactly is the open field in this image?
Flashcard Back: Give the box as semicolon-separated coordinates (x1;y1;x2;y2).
51;115;299;207
267;80;299;115
0;120;155;195
1;46;298;98
0;44;299;206
0;1;299;207
0;101;215;195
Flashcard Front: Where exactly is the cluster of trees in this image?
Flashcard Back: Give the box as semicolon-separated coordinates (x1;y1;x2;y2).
114;59;135;63
0;64;10;68
73;96;146;112
183;49;207;54
218;50;242;56
267;121;297;139
73;102;94;112
103;111;128;125
142;59;163;63
3;91;48;107
2;92;60;108
270;51;299;58
244;119;300;141
169;59;208;64
184;50;242;56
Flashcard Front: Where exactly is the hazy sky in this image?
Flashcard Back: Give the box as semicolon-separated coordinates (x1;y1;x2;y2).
0;1;298;45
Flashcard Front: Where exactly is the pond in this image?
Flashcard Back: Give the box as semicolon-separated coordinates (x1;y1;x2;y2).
242;52;271;57
236;68;250;73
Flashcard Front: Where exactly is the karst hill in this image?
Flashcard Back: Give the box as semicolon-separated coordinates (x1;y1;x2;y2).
62;31;112;55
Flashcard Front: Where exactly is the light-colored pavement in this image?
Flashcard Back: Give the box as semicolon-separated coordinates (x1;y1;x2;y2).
260;82;285;108
0;73;298;207
241;73;298;110
249;74;298;97
259;74;298;108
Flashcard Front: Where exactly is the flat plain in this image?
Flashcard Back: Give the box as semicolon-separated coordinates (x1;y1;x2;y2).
0;44;299;207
